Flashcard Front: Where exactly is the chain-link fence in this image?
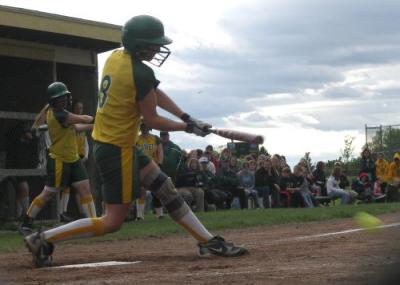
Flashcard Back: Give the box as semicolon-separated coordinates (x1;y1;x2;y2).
365;124;400;160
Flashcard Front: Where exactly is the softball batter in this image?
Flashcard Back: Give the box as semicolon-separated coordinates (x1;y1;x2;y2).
24;15;248;267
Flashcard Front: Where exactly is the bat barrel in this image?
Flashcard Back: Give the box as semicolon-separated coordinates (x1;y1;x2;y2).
209;128;264;144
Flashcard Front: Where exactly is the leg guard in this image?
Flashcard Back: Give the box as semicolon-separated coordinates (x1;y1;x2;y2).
141;168;190;220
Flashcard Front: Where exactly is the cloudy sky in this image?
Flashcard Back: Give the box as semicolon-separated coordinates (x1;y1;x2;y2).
2;0;400;166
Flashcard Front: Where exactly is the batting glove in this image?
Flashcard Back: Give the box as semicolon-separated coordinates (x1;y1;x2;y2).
181;113;212;137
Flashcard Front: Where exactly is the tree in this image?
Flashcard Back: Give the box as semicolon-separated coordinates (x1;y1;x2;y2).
259;146;269;156
304;152;314;171
341;135;355;164
367;126;400;159
382;127;400;157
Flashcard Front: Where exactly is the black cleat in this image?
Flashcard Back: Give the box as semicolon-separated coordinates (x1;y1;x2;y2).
60;213;74;223
197;236;248;257
24;231;54;268
19;215;34;237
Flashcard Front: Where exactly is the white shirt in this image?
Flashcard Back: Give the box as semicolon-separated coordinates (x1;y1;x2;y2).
326;175;343;194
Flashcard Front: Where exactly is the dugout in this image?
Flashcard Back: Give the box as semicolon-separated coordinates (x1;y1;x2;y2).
0;5;121;221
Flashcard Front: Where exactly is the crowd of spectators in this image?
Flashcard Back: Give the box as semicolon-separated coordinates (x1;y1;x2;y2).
139;132;400;216
2;126;400;222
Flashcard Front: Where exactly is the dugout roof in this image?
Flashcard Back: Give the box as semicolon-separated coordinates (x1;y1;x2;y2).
0;5;121;53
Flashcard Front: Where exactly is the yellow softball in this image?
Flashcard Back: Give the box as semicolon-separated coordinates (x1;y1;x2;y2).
354;211;383;231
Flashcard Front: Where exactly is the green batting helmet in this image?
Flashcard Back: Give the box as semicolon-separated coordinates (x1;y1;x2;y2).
122;15;172;66
47;82;71;103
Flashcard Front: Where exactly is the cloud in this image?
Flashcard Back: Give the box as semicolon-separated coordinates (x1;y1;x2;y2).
4;0;400;161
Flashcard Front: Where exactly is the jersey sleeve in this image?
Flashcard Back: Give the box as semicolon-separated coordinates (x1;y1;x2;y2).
53;109;69;128
132;60;160;101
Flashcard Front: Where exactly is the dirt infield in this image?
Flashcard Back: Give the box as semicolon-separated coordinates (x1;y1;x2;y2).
1;213;399;285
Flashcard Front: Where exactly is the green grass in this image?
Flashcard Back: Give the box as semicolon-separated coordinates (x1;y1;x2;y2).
1;203;400;253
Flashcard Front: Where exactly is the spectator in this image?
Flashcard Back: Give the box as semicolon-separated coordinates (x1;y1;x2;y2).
255;159;280;208
228;156;240;173
159;131;184;183
205;145;220;171
327;167;350;205
194;149;203;159
216;158;247;209
176;158;205;212
158;131;184;218
203;151;217;174
205;145;213;153
271;154;282;176
258;154;268;163
248;159;257;174
313;161;327;196
299;157;313;179
383;153;400;202
352;172;374;203
5;123;38;219
289;165;308;207
237;161;259;208
373;176;387;202
220;148;231;165
360;147;376;182
386;152;400;185
188;149;199;160
296;165;314;208
198;157;229;210
280;155;291;172
334;161;351;190
265;159;281;207
386;177;400;202
278;167;295;207
375;152;389;185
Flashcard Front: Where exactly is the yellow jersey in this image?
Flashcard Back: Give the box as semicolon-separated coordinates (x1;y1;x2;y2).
92;50;159;148
375;158;389;181
387;153;400;183
136;134;161;162
47;109;79;163
76;132;87;158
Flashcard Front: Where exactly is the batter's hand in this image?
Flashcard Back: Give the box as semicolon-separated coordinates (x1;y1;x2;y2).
181;113;212;137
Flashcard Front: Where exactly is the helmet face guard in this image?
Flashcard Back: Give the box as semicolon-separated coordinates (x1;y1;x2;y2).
135;45;171;67
49;94;73;110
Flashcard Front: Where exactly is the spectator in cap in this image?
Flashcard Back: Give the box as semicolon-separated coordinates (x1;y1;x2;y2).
199;154;216;175
198;156;229;210
203;150;218;174
352;172;373;203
